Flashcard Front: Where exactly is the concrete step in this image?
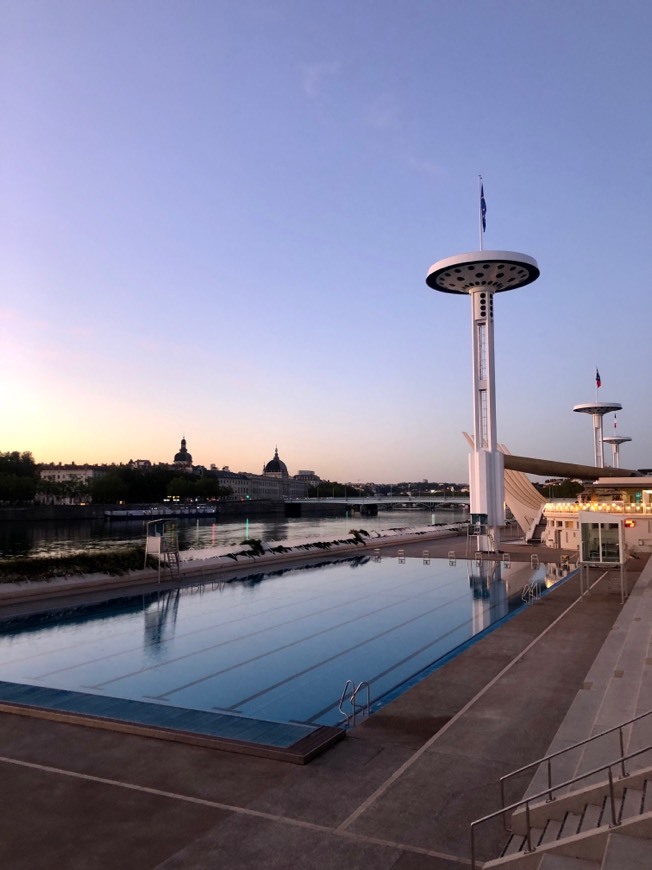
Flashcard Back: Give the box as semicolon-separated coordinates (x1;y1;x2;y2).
618;786;644;822
523;618;633;798
512;767;652;837
578;799;605;832
537;854;599;870
538;817;563;845
487;812;652;869
557;811;582;839
525;573;652;800
601;830;652;870
576;603;651;786
643;779;652;813
501;832;528;856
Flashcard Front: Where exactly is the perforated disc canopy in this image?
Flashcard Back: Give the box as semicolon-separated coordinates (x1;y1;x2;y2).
426;250;540;294
603;435;632;445
573;402;622;415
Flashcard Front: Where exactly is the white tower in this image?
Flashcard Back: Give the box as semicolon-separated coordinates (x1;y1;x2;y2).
572;402;622;468
603;434;631;468
426;251;539;552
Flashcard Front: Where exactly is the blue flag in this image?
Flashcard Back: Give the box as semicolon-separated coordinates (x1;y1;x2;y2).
480;182;487;232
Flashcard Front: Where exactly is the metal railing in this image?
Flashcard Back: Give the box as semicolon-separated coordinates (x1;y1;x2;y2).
469;707;652;869
338;679;371;726
470;743;652;869
520;582;541;605
500;707;652;813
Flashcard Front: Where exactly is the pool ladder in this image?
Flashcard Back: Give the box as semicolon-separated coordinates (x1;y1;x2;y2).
521;581;542;605
339;679;371;726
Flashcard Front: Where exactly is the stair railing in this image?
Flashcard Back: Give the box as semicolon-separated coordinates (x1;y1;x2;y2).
470;742;652;870
500;707;652;813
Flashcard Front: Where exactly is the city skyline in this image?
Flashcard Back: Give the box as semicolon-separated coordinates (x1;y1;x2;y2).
2;2;651;483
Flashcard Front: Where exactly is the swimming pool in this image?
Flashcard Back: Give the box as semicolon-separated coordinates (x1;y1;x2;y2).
0;556;555;727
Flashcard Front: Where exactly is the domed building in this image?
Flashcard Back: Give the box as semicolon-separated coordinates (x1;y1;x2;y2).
173;436;193;471
263;447;289;479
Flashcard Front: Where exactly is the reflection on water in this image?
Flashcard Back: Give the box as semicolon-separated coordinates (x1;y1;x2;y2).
0;509;468;559
143;589;181;661
0;554;565;726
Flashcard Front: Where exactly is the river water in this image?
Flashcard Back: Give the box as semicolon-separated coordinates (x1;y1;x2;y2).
0;508;469;559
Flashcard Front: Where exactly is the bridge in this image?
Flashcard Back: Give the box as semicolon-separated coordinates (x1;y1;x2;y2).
285;496;469;508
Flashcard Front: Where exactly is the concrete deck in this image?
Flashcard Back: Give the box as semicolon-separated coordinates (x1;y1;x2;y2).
0;538;644;869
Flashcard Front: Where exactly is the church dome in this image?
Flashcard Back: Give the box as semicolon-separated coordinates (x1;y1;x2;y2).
264;447;288;476
174;437;192;464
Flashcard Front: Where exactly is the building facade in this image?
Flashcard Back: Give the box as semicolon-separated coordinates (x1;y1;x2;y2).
543;476;652;555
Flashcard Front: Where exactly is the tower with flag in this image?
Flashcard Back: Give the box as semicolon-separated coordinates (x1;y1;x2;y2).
426;202;540;552
573;373;622;468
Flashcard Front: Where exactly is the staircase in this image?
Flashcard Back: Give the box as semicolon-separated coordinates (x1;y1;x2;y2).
490;763;652;868
471;558;652;869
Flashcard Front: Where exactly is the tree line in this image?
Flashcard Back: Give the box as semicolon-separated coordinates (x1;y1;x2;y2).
0;453;232;505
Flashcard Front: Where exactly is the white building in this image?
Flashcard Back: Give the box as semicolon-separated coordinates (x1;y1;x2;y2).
212;448;309;500
37;463;106;504
542;476;652;555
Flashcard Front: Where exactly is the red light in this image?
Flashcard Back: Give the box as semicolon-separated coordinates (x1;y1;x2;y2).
624;519;636;528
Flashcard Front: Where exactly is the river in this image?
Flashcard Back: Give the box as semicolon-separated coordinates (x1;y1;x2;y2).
0;508;469;559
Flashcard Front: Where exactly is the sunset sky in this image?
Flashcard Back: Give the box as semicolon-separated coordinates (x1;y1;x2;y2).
2;1;651;483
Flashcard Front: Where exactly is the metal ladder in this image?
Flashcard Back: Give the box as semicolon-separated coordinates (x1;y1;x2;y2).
339;679;371;726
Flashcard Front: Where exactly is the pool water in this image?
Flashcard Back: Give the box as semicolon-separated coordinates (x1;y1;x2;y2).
0;556;553;726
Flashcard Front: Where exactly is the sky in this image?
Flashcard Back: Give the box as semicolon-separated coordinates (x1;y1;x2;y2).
1;0;651;484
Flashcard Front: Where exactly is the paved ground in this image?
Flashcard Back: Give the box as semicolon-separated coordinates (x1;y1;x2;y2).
0;537;641;869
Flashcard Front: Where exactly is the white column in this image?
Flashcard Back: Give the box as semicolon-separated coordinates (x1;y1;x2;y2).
593;415;604;468
469;287;503;551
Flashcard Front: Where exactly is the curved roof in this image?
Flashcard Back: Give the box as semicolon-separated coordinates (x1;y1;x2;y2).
264;447;288;475
503;453;640;480
573;402;622;414
426;250;539;295
174;437;192;464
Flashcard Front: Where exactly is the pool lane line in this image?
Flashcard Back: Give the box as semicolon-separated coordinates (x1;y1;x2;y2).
0;753;471;866
34;560;449;687
5;553;456;676
27;579;378;680
304;609;480;723
150;584;470;703
6;556;460;683
2;556;389;672
336;569;605;833
241;601;474;721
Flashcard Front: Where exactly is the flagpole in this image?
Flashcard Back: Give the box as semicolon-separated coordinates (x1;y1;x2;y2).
479;175;484;251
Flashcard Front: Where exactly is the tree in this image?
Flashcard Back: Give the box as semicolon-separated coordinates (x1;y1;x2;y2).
0;451;36;478
89;474;129;504
0;473;36;502
536;479;584;499
308;481;364;498
0;451;37;502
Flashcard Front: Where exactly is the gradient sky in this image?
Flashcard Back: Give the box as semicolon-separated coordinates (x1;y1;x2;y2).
2;1;651;483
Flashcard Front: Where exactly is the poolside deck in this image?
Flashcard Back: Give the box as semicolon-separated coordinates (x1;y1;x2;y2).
0;537;645;869
0;681;344;764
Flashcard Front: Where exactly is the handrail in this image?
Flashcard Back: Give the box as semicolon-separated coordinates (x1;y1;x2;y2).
338;680;354;724
500;707;652;811
338;679;371;726
351;680;370;724
470;743;652;870
520;582;541;606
